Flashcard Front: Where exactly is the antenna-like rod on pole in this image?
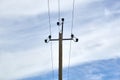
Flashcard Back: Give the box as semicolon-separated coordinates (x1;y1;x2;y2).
45;18;78;80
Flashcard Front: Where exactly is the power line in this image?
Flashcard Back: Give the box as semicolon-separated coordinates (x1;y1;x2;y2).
47;0;54;80
67;40;72;80
58;0;61;21
58;0;61;35
71;0;75;33
67;0;76;80
50;42;54;80
48;0;52;34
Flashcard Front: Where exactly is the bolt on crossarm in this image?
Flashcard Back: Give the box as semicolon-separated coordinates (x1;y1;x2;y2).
44;18;78;80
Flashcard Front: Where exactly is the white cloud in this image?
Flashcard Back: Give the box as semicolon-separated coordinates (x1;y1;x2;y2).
0;0;120;79
70;18;120;66
0;0;101;17
104;8;120;16
0;46;53;79
0;0;47;17
104;8;111;16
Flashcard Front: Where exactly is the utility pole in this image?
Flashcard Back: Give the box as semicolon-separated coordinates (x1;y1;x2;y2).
45;18;78;80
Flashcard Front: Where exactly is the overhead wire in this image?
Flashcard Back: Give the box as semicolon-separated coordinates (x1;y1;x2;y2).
58;0;61;21
47;0;54;80
67;40;72;80
47;0;76;79
50;42;54;80
71;0;75;33
58;0;61;33
67;0;75;80
48;0;52;34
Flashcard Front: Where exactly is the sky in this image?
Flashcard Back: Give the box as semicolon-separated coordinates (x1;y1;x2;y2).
22;58;120;80
0;0;120;80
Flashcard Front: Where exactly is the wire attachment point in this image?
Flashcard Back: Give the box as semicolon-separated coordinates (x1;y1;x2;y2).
75;38;78;42
49;35;51;39
57;22;60;26
45;35;52;43
71;34;74;38
61;18;64;21
71;34;79;42
45;39;49;43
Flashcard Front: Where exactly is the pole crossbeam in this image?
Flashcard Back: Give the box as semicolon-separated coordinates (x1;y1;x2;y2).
45;18;78;80
50;38;72;41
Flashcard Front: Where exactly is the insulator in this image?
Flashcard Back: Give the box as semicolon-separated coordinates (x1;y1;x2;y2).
75;38;79;42
71;34;74;38
45;39;48;43
48;35;51;39
57;22;60;25
61;18;64;21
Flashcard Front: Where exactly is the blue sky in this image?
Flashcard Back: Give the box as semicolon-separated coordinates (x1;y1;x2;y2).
0;0;120;80
22;58;120;80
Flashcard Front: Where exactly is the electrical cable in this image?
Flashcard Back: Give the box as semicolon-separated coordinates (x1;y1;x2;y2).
47;0;54;80
58;0;61;21
50;42;54;80
67;0;75;80
71;0;75;33
67;40;72;80
48;0;52;34
58;0;61;33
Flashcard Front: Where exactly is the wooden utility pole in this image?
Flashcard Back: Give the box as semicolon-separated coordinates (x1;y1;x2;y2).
45;18;78;80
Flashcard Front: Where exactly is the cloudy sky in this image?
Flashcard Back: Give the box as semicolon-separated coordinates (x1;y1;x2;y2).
0;0;120;80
